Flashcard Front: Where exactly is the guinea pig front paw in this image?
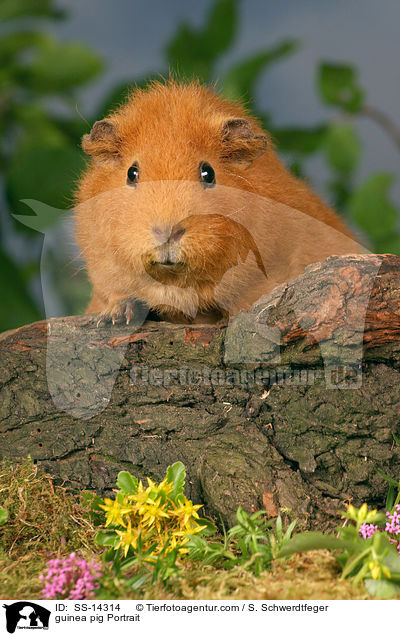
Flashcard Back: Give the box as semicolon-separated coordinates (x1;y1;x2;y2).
96;299;141;327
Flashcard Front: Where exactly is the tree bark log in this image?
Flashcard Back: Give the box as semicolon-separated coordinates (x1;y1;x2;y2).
1;254;400;530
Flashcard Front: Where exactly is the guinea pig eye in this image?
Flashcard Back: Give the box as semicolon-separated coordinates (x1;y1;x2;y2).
199;161;216;188
127;162;139;185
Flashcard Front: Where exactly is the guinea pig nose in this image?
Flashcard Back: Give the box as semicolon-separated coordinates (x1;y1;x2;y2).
152;227;171;244
152;225;186;244
170;225;186;242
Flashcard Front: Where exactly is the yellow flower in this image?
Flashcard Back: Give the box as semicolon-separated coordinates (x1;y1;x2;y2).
172;522;204;538
101;470;209;559
99;497;133;527
115;521;140;557
157;478;173;491
365;508;378;523
346;504;356;519
154;478;174;497
128;486;151;511
141;502;170;529
171;499;203;527
128;478;172;510
358;503;368;522
369;560;381;580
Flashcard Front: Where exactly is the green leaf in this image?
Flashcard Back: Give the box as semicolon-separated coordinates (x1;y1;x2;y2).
13;104;68;144
166;461;186;503
375;467;399;489
275;515;283;541
6;138;85;216
0;508;8;526
80;491;105;525
81;491;104;510
381;540;400;574
51;117;89;145
95;531;118;547
347;173;399;244
22;39;103;93
273;125;328;155
365;578;400;599
386;485;396;513
196;517;217;536
317;62;364;113
0;247;41;331
278;531;355;557
103;548;116;562
128;571;151;590
283;519;298;542
323;124;361;174
166;25;208;80
328;178;353;210
117;471;138;495
165;0;238;81
202;0;238;59
223;39;299;102
0;0;63;21
0;32;49;66
234;505;248;527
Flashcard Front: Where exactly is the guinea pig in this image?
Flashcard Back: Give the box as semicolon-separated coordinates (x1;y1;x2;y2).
75;79;363;324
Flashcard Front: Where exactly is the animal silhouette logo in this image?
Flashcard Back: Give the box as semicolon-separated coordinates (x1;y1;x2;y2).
3;602;50;633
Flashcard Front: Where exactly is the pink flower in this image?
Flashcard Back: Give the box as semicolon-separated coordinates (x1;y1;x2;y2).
385;504;400;553
359;523;379;540
40;552;102;600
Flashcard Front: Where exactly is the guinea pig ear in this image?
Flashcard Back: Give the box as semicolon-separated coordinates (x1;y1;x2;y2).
221;118;267;164
81;119;121;162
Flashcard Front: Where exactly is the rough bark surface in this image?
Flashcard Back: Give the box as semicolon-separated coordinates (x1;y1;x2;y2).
1;254;400;530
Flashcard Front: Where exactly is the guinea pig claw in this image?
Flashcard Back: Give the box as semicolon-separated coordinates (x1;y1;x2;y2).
96;315;106;328
125;303;134;325
95;299;137;327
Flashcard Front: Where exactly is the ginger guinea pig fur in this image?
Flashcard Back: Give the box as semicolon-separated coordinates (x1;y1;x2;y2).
75;79;363;324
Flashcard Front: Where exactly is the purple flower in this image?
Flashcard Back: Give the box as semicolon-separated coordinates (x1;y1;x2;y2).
359;523;379;539
385;504;400;553
385;504;400;535
40;552;102;600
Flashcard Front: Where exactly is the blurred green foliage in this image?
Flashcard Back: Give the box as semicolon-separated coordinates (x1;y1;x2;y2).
1;0;399;331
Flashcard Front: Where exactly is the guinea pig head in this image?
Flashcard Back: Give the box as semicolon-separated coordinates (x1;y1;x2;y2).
76;83;270;315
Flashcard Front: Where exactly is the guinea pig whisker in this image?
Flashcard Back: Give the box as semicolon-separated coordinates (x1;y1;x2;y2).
224;169;255;190
224;205;247;220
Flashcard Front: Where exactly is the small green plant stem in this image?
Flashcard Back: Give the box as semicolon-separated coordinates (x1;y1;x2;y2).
393;487;400;509
340;547;372;580
352;561;371;586
361;104;400;153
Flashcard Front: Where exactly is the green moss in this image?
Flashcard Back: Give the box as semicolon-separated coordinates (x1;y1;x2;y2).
0;457;98;598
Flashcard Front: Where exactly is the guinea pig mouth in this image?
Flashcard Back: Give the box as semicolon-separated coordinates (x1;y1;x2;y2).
153;259;184;265
142;252;187;281
142;243;186;274
150;260;186;271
